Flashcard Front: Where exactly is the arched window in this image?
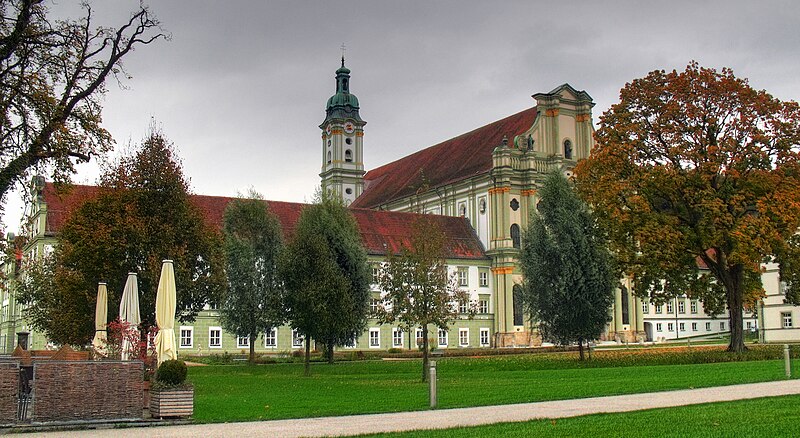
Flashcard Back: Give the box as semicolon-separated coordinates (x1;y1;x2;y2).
327;151;332;164
513;285;524;326
345;149;353;162
510;224;521;249
564;139;573;160
621;286;630;325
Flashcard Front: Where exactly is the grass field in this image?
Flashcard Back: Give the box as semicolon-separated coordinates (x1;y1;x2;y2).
357;395;800;437
189;347;800;423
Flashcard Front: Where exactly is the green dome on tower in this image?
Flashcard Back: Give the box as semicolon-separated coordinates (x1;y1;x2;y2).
323;57;363;123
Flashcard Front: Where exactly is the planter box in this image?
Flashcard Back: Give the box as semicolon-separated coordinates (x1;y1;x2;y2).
149;388;193;418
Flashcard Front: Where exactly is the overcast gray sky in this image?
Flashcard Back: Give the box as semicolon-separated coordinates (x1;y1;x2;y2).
4;0;800;231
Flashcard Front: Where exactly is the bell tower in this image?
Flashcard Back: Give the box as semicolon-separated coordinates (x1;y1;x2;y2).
320;56;365;205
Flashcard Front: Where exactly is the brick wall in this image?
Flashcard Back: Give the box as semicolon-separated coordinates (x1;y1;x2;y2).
0;361;19;424
32;361;142;422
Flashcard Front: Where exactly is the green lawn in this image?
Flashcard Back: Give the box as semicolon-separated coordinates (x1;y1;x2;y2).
358;395;800;437
189;348;800;423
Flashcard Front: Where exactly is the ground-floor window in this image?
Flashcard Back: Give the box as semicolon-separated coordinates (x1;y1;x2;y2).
392;328;403;348
667;323;674;332
416;328;424;348
679;323;685;332
459;328;469;347
719;322;725;331
209;327;222;348
480;328;490;346
783;312;793;328
706;322;711;331
292;329;304;348
746;321;752;330
656;323;662;332
237;335;249;348
369;328;381;348
438;329;448;348
264;328;277;348
691;322;697;331
179;326;193;348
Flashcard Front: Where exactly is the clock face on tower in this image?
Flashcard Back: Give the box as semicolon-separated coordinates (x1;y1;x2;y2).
344;122;355;134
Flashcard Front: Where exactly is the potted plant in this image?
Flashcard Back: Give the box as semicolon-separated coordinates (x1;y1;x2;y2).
149;359;194;418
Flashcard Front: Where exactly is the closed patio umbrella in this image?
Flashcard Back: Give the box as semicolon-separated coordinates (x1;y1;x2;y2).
119;272;141;360
154;260;177;364
91;282;108;358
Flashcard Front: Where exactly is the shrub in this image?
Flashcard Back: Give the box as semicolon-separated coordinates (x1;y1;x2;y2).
156;359;188;385
387;348;402;354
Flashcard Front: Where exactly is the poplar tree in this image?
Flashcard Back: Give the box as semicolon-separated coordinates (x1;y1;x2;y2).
520;172;614;360
220;192;284;363
280;191;370;375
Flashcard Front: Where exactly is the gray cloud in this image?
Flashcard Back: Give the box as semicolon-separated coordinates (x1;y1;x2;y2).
3;0;799;230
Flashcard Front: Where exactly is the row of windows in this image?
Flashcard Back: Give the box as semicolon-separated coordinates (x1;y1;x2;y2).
372;266;490;288
655;321;732;333
179;326;492;349
646;299;699;315
369;297;490;315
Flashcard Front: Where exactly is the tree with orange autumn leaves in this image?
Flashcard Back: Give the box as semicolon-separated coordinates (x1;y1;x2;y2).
576;62;800;352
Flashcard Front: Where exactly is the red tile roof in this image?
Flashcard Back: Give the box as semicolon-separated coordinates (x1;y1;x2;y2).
351;106;538;209
41;183;486;260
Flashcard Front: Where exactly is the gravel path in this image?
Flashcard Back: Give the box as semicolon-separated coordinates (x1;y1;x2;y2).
27;380;800;437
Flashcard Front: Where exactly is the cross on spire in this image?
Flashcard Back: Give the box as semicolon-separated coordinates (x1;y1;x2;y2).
340;43;346;67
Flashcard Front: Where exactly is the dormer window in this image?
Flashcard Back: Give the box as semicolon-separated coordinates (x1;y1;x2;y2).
345;149;353;162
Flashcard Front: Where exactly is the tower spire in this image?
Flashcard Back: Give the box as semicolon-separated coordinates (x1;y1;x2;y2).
340;43;346;67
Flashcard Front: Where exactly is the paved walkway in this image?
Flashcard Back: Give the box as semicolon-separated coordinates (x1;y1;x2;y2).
29;380;800;437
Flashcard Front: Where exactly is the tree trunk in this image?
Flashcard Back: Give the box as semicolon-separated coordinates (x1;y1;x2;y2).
727;266;747;353
326;340;335;364
421;326;429;382
249;333;256;363
578;338;585;361
304;338;311;377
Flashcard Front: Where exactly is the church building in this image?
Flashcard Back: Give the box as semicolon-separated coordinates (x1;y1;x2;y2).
0;59;754;354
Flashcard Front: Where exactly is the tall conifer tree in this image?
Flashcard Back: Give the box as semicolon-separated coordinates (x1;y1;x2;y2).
520;172;614;360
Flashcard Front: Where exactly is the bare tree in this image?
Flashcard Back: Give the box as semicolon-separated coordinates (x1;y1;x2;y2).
0;0;168;202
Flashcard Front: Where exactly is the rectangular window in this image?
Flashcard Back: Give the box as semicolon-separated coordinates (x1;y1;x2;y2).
479;299;489;314
691;300;698;314
666;302;674;314
656;323;662;332
237;335;249;348
692;322;698;331
392;328;403;348
642;301;649;314
179;326;193;348
457;268;468;287
292;329;304;348
459;328;469;347
746;321;752;330
782;312;793;328
416;328;424;348
678;300;686;314
655;304;663;314
479;271;489;287
706;322;711;331
668;323;674;332
370;298;380;314
369;328;380;348
438;329;448;348
720;322;725;331
479;328;490;346
344;337;357;349
264;327;277;348
679;322;685;332
209;327;222;348
372;265;380;284
459;301;469;314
